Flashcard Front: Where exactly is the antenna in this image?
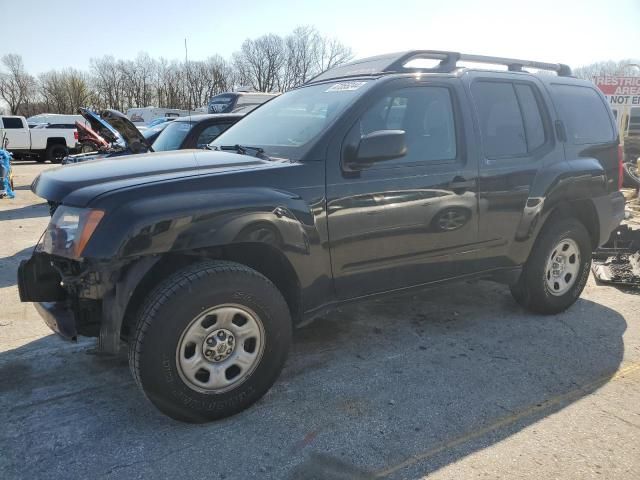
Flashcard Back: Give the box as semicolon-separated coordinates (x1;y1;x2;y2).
185;37;192;121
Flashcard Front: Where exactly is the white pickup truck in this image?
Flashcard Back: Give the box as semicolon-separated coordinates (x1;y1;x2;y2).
0;115;78;163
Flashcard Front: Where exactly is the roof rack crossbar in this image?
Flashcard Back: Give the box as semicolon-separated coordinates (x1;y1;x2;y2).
382;50;572;76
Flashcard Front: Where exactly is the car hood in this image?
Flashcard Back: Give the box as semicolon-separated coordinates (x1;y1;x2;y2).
79;108;150;153
31;150;275;205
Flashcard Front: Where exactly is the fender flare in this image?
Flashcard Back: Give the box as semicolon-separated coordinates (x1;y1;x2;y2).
98;256;159;354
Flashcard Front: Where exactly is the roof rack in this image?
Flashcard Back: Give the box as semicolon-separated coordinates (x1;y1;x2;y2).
308;50;572;83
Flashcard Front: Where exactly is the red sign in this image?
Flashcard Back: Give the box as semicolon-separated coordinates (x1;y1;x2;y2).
594;76;640;106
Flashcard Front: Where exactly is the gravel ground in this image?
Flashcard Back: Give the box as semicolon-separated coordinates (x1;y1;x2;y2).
1;162;639;480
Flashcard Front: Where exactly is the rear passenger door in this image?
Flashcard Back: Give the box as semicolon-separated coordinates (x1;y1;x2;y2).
464;73;562;267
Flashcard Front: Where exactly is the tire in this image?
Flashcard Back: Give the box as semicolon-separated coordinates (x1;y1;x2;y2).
510;217;592;314
129;260;292;422
46;144;68;164
623;161;640;188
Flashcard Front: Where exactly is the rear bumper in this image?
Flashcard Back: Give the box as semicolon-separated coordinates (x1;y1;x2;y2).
593;191;626;247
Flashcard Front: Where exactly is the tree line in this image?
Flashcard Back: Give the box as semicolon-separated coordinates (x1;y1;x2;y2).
0;25;352;116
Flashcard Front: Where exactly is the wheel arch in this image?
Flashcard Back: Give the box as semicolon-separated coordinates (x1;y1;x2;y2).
119;244;302;342
545;199;600;249
46;137;67;148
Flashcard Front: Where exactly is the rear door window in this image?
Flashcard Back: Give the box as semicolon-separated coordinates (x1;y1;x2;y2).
1;117;24;129
471;81;527;158
551;84;614;144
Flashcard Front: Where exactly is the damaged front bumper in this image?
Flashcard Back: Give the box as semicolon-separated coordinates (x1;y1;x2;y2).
17;251;77;339
18;251;85;342
33;301;78;340
18;250;158;354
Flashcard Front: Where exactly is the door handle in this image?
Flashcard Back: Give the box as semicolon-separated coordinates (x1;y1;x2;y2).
448;177;476;191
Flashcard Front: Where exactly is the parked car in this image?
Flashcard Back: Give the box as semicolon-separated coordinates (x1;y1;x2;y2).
62;108;152;165
63;109;242;165
141;120;172;144
19;50;625;423
150;113;243;151
75;121;110;153
0;115;79;162
207;91;278;113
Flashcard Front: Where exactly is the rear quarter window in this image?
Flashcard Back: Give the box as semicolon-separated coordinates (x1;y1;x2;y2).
551;84;614;144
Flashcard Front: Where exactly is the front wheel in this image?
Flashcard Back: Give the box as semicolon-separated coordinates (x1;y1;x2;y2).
129;261;292;422
510;217;592;314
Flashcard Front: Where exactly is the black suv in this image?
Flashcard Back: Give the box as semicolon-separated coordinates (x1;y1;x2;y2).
18;51;625;422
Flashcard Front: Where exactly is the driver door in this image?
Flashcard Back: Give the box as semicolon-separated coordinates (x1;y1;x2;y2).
326;79;480;299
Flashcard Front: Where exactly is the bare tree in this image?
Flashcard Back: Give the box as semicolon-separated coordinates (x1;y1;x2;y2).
1;26;355;114
574;59;640;80
64;69;93;112
233;34;285;92
280;26;322;90
155;59;187;109
90;56;125;111
203;56;235;101
38;69;93;114
280;27;353;90
317;37;353;73
0;54;36;114
39;70;69;113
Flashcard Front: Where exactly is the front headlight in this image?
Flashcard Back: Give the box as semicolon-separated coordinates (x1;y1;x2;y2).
41;206;104;259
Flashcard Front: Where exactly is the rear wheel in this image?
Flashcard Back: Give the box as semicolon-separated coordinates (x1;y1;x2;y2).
129;260;292;422
46;144;68;164
510;217;591;314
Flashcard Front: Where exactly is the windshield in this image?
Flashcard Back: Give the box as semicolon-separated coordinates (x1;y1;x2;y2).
143;122;170;139
208;94;236;113
152;121;193;151
210;81;370;159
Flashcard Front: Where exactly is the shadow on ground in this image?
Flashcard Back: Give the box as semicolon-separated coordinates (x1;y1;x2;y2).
0;281;626;479
0;202;49;222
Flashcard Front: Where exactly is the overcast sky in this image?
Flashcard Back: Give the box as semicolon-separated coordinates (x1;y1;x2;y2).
3;0;639;73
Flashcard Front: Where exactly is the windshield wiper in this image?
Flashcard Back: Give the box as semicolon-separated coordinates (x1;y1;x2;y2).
213;144;271;160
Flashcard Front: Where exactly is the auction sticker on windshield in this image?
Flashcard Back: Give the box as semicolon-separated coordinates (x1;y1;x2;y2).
325;81;368;92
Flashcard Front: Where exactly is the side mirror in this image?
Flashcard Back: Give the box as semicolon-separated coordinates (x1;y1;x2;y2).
356;130;407;163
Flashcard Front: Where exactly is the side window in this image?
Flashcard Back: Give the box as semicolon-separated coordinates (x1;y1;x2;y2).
551;84;614;144
514;84;545;151
357;86;457;164
2;117;24;129
472;81;526;158
196;124;230;147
